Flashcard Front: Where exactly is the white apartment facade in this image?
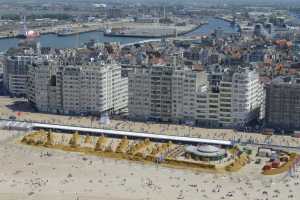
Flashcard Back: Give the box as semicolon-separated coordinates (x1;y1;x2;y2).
195;67;264;127
231;68;264;125
128;64;264;127
28;62;127;115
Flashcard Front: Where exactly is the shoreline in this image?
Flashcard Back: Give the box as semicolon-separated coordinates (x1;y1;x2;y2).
0;23;204;40
103;23;206;39
0;28;102;40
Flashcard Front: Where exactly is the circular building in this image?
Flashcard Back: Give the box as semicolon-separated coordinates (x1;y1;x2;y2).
184;145;226;161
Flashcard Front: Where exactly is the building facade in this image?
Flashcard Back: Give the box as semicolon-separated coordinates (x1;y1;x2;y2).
128;64;264;127
27;61;128;115
231;68;264;125
3;56;35;96
194;66;264;127
128;65;206;123
128;65;173;121
265;76;300;130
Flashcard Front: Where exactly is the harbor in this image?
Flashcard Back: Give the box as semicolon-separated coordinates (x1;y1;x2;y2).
0;18;236;52
0;19;202;39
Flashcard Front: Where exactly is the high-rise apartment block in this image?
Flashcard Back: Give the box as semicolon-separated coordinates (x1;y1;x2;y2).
128;64;264;127
266;76;300;130
128;65;173;121
3;56;35;96
195;65;264;127
128;65;207;122
27;61;127;115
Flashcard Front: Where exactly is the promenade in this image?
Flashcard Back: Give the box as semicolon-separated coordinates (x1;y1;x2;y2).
0;97;300;149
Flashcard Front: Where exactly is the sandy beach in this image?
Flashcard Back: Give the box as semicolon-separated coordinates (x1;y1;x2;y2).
0;130;299;200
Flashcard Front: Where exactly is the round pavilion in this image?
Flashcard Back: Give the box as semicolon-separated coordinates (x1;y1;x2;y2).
184;145;226;161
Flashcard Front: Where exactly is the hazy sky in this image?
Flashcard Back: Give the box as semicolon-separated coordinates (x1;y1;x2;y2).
1;0;300;6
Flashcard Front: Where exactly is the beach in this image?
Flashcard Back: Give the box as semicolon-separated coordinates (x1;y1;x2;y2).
0;130;299;200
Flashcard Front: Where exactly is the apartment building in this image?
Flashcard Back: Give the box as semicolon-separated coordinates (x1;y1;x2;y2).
27;61;127;115
128;65;173;121
128;64;264;127
198;65;264;127
231;68;264;125
172;67;207;123
128;65;206;123
194;85;210;125
265;76;300;130
27;59;54;112
3;56;35;96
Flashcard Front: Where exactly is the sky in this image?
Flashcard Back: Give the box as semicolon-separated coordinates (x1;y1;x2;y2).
0;0;300;7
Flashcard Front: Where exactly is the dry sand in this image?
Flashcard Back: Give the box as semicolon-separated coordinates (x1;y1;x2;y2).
0;130;299;200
